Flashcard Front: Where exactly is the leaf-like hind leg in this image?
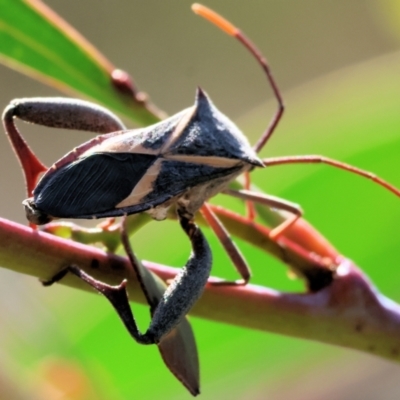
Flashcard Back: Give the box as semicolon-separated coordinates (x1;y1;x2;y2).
136;213;212;343
120;213;212;343
42;213;212;345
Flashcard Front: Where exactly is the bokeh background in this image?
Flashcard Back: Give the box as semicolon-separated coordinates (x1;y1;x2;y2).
1;0;400;399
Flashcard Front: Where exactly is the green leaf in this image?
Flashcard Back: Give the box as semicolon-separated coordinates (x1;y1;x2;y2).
0;0;161;125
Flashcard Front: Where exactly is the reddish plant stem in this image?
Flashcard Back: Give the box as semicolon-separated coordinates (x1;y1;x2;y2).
1;217;400;363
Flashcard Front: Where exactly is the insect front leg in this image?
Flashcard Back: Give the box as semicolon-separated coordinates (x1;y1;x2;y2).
2;97;126;197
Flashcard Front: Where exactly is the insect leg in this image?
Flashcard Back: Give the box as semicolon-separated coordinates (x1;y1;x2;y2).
42;213;212;345
42;264;141;337
223;189;303;239
2;98;126;197
200;203;251;285
121;212;212;343
243;171;257;220
263;155;400;198
141;212;212;343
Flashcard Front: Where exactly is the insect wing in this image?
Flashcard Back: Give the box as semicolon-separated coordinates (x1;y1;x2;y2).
33;152;157;218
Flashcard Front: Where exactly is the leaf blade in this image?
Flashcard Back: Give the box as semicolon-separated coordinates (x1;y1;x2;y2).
0;0;162;125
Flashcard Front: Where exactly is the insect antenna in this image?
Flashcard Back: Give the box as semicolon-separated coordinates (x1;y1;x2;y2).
264;155;400;199
192;3;284;154
193;4;400;202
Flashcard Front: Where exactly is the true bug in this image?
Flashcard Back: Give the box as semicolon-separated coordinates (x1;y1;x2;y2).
3;2;400;363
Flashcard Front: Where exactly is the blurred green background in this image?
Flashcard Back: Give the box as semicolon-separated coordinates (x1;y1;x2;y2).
1;0;400;399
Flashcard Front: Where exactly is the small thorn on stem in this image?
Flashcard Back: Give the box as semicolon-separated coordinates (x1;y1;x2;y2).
111;69;147;103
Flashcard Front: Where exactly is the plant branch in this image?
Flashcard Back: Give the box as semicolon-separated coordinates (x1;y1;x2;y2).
1;217;400;363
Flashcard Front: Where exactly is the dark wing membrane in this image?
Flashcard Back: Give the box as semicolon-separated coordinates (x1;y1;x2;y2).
33;152;157;218
70;159;241;219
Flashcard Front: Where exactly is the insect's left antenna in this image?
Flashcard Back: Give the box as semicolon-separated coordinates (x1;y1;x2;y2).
191;3;284;154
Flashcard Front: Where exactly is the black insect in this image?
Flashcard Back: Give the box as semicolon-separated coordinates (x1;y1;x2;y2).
22;88;263;225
